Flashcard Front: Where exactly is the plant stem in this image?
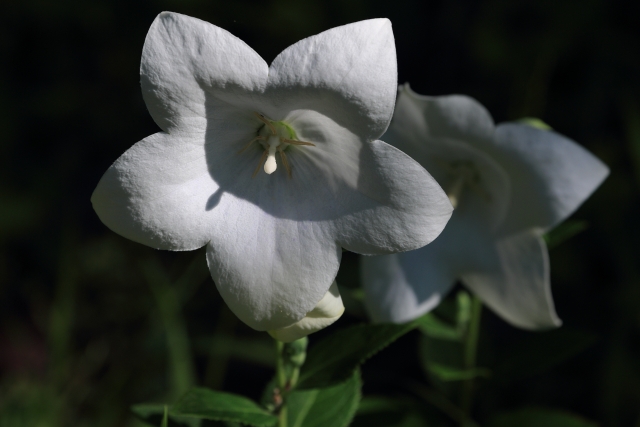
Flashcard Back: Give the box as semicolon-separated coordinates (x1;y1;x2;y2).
275;340;287;427
274;337;307;427
460;295;482;426
404;379;479;427
279;406;288;427
276;340;287;390
141;258;196;400
205;304;238;389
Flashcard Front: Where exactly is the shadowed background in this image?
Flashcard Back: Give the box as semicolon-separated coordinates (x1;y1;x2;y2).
1;0;639;426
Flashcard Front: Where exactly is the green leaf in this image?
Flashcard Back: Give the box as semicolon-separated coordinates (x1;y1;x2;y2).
494;328;598;382
416;313;461;341
351;397;426;427
543;220;589;249
297;321;418;389
195;334;276;368
516;117;553;130
287;369;361;427
487;407;598;427
426;362;491;382
131;404;199;427
416;291;473;342
171;388;278;427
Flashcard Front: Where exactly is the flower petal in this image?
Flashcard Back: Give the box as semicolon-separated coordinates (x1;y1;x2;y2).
265;19;397;141
335;139;453;254
205;196;341;331
361;247;456;323
141;12;268;133
361;197;501;323
492;124;609;234
268;281;345;342
391;84;495;152
203;109;451;255
385;132;510;232
91;132;216;250
382;86;508;230
461;229;561;329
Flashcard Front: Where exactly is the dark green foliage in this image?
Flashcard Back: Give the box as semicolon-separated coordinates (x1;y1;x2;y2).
297;322;418;389
169;389;278;427
487;407;599;427
493;328;598;383
351;397;425;427
286;370;361;427
543;220;590;249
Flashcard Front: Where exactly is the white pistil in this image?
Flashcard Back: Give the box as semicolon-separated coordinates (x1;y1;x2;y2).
447;174;466;209
444;162;490;209
264;136;280;174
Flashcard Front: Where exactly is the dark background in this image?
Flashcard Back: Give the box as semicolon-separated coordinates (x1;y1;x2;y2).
1;0;639;426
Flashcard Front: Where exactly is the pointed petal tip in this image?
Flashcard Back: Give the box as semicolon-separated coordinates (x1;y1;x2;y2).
508;313;563;330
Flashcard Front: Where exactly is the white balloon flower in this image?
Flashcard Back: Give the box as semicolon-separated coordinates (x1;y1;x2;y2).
91;14;453;341
362;84;609;329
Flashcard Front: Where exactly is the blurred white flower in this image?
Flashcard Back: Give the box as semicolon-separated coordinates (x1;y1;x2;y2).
92;14;453;338
362;84;609;329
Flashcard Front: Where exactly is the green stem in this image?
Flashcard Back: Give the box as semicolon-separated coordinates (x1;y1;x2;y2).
290;365;300;389
279;406;288;427
275;340;287;427
404;380;479;427
141;258;196;399
276;340;287;390
460;295;482;426
274;337;307;427
49;233;78;388
205;304;238;389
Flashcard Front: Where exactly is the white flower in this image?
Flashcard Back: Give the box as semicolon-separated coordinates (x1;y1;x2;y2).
361;84;609;329
91;13;453;339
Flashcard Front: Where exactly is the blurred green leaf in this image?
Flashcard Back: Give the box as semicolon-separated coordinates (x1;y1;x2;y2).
416;313;462;341
0;383;62;427
141;258;196;398
417;291;485;394
0;193;44;237
297;321;418;389
426;363;491;382
487;407;598;427
416;290;473;342
543;220;589;249
516;117;553;130
351;397;425;427
419;336;461;389
171;388;277;426
494;328;598;382
287;369;361;427
131;404;199;427
196;334;276;367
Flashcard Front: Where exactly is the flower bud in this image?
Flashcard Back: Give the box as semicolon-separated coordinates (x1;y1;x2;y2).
269;281;344;342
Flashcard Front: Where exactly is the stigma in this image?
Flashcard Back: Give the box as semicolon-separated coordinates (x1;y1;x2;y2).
264;136;279;175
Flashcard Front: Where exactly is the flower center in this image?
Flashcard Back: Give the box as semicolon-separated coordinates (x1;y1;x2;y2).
238;112;316;178
444;161;489;208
